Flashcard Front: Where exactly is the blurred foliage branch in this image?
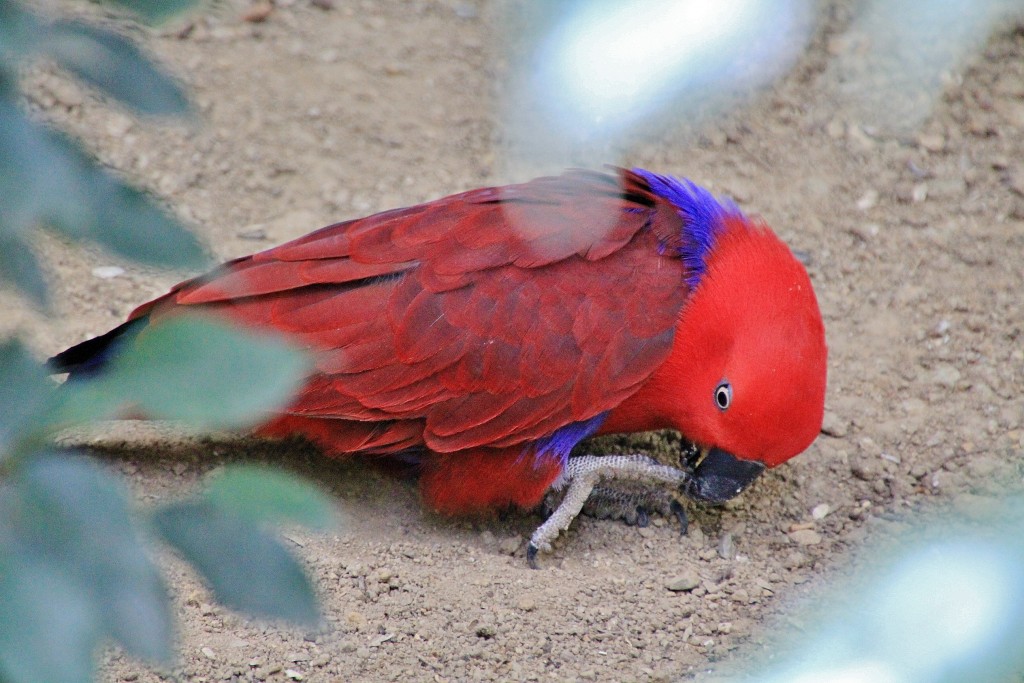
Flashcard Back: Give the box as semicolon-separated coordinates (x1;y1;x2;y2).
0;2;332;683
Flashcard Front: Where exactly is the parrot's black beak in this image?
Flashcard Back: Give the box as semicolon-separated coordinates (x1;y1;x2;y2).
684;446;765;505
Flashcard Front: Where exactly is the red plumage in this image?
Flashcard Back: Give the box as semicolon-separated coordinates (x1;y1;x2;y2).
60;168;827;517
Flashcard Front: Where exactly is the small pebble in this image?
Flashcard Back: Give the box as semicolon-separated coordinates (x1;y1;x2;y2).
201;647;216;660
826;118;846;138
665;569;701;592
242;1;274;22
821;411;849;438
92;266;125;279
499;536;522;555
811;503;831;520
370;633;395;646
789;529;823;546
856;189;879;211
911;183;929;203
917;132;946;153
516;597;537;612
931;319;952;337
783;551;808;569
930;363;961;388
345;611;368;628
285;669;304;681
237;227;268;240
848;223;880;242
849;452;880;481
717;533;736;560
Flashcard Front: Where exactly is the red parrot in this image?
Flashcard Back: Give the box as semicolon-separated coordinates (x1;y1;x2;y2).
51;168;827;566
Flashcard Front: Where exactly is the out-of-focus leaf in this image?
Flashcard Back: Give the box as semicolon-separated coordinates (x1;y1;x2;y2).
0;234;49;307
45;375;122;431
0;553;99;683
0;453;175;665
102;0;201;25
0;96;86;239
205;465;337;531
0;2;43;69
151;499;320;625
0;98;206;272
44;20;191;117
59;316;310;430
0;339;54;456
88;177;206;267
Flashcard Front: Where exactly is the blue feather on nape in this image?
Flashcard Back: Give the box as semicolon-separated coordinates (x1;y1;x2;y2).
632;169;743;289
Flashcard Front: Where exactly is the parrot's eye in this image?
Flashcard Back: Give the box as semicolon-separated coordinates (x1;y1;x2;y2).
714;381;732;411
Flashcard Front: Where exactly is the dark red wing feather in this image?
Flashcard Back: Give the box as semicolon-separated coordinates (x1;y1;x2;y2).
143;169;690;455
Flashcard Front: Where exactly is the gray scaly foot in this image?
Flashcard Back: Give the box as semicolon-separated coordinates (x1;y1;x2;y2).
526;454;689;569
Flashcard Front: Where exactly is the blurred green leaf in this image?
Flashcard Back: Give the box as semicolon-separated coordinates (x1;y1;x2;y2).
0;339;54;456
205;465;337;531
44;20;191;117
0;554;100;683
0;96;87;240
151;499;320;625
60;316;310;429
102;0;201;25
0;453;175;665
88;178;207;266
0;99;207;275
0;234;49;308
0;2;43;69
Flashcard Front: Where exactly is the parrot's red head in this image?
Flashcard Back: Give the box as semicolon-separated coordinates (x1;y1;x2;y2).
661;215;827;502
624;170;827;504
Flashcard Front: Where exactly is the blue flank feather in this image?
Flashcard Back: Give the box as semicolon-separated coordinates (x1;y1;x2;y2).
532;412;609;467
631;168;742;289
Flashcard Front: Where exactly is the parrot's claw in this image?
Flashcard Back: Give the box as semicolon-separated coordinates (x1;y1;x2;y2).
580;485;682;529
526;454;688;568
526;542;540;570
670;499;689;536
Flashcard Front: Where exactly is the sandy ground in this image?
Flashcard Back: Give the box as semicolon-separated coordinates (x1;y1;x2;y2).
5;0;1024;681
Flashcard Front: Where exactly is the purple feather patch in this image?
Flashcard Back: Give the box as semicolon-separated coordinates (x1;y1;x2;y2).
532;412;608;467
632;169;743;288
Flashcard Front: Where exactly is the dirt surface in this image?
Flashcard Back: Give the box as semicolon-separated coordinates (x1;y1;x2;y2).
6;0;1024;681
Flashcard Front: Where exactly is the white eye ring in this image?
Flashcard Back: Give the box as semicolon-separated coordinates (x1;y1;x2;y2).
714;381;732;411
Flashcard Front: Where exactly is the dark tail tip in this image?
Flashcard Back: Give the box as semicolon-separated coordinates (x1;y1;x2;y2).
47;317;148;378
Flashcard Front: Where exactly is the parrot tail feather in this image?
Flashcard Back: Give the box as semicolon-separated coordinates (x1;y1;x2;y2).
46;317;148;379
